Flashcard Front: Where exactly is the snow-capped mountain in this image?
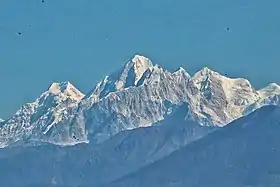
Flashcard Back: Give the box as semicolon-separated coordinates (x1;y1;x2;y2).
0;54;280;147
85;55;154;102
191;66;260;125
67;55;280;144
243;83;280;115
106;105;280;187
70;58;198;144
0;82;85;148
0;118;4;123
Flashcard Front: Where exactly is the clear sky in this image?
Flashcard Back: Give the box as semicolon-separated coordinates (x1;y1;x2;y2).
1;0;280;119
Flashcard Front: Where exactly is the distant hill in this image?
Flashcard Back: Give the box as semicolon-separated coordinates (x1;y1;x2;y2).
107;105;280;187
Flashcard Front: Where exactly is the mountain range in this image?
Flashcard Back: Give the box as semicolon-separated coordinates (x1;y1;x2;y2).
0;54;280;187
1;54;280;148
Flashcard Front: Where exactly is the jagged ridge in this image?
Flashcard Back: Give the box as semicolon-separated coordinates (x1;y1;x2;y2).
0;54;280;148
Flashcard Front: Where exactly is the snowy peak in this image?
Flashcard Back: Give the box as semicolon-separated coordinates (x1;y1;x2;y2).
193;67;223;85
196;66;213;75
48;82;71;94
136;64;166;86
115;55;153;89
48;82;84;101
0;81;85;148
242;83;280;115
190;67;260;125
0;118;4;123
2;54;280;148
192;67;220;91
85;55;154;102
131;55;154;85
172;67;190;77
174;66;188;73
192;67;257;104
258;83;280;97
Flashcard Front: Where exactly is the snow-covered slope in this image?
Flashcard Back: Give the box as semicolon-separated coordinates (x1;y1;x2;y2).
68;59;280;144
70;62;200;144
85;55;153;103
191;67;260;125
243;83;280;115
107;105;280;187
0;82;85;148
0;54;280;147
0;118;4;123
63;57;263;144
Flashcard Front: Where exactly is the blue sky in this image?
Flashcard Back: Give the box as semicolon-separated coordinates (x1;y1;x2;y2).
0;0;280;118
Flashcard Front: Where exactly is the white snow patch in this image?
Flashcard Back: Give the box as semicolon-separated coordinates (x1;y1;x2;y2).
258;83;280;98
131;55;153;85
48;82;85;101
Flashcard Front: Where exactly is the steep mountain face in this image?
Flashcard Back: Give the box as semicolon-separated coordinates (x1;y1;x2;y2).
85;55;154;102
66;56;280;144
69;61;200;144
107;105;280;187
0;54;280;147
192;67;260;124
0;82;85;148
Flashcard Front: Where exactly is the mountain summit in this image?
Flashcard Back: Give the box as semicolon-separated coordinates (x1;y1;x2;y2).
0;55;280;147
85;55;155;102
48;81;85;101
119;54;154;88
0;81;85;148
